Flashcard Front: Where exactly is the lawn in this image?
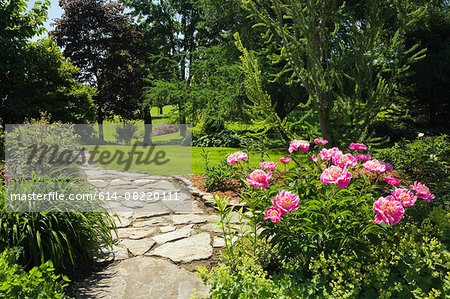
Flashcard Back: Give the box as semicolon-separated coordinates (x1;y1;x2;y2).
85;144;289;175
86;106;287;175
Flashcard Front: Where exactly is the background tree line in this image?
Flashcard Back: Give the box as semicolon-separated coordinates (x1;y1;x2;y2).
0;0;448;146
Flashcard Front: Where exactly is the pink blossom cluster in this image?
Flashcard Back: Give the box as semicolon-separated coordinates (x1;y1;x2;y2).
332;152;357;168
373;181;435;226
279;157;291;164
349;143;367;152
314;138;328;145
320;166;352;188
247;169;272;189
289;140;310;153
410;181;435;202
385;176;401;186
319;147;342;161
264;190;299;223
259;161;278;170
373;196;405;226
226;151;248;164
354;154;371;162
363;159;386;173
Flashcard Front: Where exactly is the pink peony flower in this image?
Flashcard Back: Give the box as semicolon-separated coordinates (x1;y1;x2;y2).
289;140;310;153
320;166;352;188
314;138;328;145
385;176;401;186
373;196;405;226
247;170;272;189
363;159;386;173
273;190;300;215
392;189;417;207
264;206;282;223
349;143;368;152
409;181;435;202
381;162;393;172
332;153;357;168
227;153;238;164
279;157;291;164
319;147;342;161
259;161;278;170
226;151;248;164
354;154;372;162
312;155;318;162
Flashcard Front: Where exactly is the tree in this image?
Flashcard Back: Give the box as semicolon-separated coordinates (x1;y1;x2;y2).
51;0;147;141
0;1;95;124
0;38;95;124
0;0;49;112
401;2;450;133
123;0;201;135
240;0;426;146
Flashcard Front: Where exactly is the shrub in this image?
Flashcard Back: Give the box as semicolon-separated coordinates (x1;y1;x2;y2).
301;217;450;298
0;248;69;298
197;256;279;299
153;122;179;136
202;116;226;135
199;137;448;298
376;135;450;204
1;120;117;274
6;120;80;179
193;129;247;147
201;150;243;191
114;123;138;145
0;184;115;271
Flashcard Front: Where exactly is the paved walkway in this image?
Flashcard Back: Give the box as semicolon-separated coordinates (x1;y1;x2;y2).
76;166;231;299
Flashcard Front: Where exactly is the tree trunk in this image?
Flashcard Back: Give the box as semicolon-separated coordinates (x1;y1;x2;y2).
318;102;333;147
143;106;152;145
159;106;163;115
97;107;104;143
179;100;186;137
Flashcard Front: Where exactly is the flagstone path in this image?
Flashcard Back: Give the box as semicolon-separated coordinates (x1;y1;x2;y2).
75;165;237;299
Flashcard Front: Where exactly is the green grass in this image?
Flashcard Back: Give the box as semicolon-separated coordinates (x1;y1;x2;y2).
85;105;290;175
85;145;289;175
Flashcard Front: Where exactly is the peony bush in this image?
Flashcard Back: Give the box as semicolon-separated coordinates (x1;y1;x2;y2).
217;139;437;265
200;140;448;298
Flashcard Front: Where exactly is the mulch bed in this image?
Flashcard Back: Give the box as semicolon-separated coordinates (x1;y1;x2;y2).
190;174;242;202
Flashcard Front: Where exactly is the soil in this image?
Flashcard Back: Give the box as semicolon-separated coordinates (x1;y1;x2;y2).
190;174;242;202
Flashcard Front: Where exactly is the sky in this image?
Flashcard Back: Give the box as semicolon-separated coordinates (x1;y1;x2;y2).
27;0;63;41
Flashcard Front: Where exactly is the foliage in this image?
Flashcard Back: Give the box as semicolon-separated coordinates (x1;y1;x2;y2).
200;150;235;191
239;0;427;146
198;217;450;299
0;184;116;272
51;0;147;140
0;248;69;299
0;120;116;271
5;116;80;179
153;123;179;136
196;256;279;299
114;123;138;145
194;130;247;148
299;217;450;298
1;38;96;124
0;124;4;160
199;137;448;298
0;1;95;125
400;2;450;133
376;135;450;204
0;0;49;107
